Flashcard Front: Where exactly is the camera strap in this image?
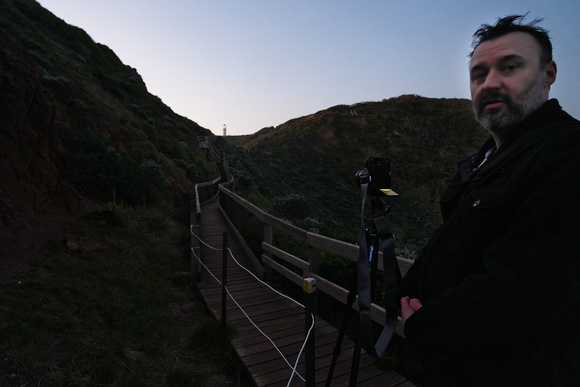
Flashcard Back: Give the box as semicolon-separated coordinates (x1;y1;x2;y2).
357;182;400;357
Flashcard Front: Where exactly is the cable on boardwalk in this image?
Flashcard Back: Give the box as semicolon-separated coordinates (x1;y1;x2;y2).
190;228;315;384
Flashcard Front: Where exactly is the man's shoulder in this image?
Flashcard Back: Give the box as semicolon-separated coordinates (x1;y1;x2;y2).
534;101;580;143
546;99;580;130
546;118;580;141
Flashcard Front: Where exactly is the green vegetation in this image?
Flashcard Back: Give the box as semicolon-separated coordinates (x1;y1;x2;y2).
220;95;488;259
59;130;147;205
0;203;250;386
1;0;217;199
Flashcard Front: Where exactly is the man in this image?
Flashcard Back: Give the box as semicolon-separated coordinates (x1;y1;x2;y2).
398;15;580;386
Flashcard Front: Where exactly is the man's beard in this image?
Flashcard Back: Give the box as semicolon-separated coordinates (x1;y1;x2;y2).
473;77;547;136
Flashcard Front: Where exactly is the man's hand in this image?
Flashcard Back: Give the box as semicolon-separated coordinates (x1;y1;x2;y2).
400;296;423;331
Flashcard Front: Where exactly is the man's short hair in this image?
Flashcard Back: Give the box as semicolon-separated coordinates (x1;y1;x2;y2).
470;14;553;66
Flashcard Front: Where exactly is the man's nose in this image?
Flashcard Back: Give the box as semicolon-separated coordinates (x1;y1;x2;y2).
482;69;502;90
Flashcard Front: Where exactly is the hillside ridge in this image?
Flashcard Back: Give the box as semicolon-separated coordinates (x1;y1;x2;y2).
0;0;214;279
217;94;488;256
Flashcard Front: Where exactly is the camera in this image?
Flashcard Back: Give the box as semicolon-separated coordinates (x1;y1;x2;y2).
355;156;397;197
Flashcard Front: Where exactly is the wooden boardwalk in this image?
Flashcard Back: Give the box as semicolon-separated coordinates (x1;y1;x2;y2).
195;199;415;386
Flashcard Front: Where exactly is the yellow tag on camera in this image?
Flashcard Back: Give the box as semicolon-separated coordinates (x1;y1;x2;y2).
380;189;399;196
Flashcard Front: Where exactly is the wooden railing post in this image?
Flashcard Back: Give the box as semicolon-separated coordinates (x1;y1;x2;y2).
304;277;317;387
264;223;273;282
221;231;228;327
191;212;202;285
308;228;320;276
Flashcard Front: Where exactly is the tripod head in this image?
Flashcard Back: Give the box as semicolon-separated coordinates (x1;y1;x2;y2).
355;156;398;198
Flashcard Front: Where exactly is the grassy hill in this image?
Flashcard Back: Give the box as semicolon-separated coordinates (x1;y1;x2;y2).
217;95;488;258
0;0;216;206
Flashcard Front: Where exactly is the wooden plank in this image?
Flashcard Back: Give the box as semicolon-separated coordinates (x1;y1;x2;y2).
307;231;359;262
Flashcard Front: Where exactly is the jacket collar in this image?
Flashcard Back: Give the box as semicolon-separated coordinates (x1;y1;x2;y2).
499;99;564;149
460;99;566;178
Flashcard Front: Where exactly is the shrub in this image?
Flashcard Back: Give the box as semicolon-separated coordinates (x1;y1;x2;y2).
59;130;146;205
87;202;132;227
42;72;69;92
162;115;174;130
272;193;309;219
70;98;87;110
140;160;169;190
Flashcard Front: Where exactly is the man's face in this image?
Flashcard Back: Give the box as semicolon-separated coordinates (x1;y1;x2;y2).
469;32;556;142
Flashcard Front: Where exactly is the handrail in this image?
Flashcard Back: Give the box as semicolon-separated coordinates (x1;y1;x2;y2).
216;182;413;337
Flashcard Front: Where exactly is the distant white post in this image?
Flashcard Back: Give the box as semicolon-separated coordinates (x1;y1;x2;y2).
223;124;227;136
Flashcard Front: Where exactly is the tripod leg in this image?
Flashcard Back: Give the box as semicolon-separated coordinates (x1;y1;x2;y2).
369;232;379;303
349;330;363;387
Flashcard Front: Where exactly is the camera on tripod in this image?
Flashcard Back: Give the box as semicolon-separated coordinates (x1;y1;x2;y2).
327;156;401;384
355;156;398;197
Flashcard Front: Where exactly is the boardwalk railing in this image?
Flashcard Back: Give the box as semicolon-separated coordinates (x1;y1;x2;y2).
215;183;413;338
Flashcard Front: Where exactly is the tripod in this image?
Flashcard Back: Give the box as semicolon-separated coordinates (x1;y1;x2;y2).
326;194;401;387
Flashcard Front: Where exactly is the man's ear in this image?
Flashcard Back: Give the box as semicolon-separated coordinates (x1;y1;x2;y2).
545;60;557;87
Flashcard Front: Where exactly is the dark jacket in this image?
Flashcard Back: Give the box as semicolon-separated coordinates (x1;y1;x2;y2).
399;100;580;386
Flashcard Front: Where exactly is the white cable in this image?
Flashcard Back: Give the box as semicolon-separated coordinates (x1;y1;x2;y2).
190;233;310;382
192;225;306;309
227;247;306;308
287;312;315;386
192;248;305;381
191;246;306;382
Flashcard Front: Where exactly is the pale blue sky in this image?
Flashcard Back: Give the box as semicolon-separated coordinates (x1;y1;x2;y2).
38;0;580;136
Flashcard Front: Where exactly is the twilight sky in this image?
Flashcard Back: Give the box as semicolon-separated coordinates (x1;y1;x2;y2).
38;0;580;136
